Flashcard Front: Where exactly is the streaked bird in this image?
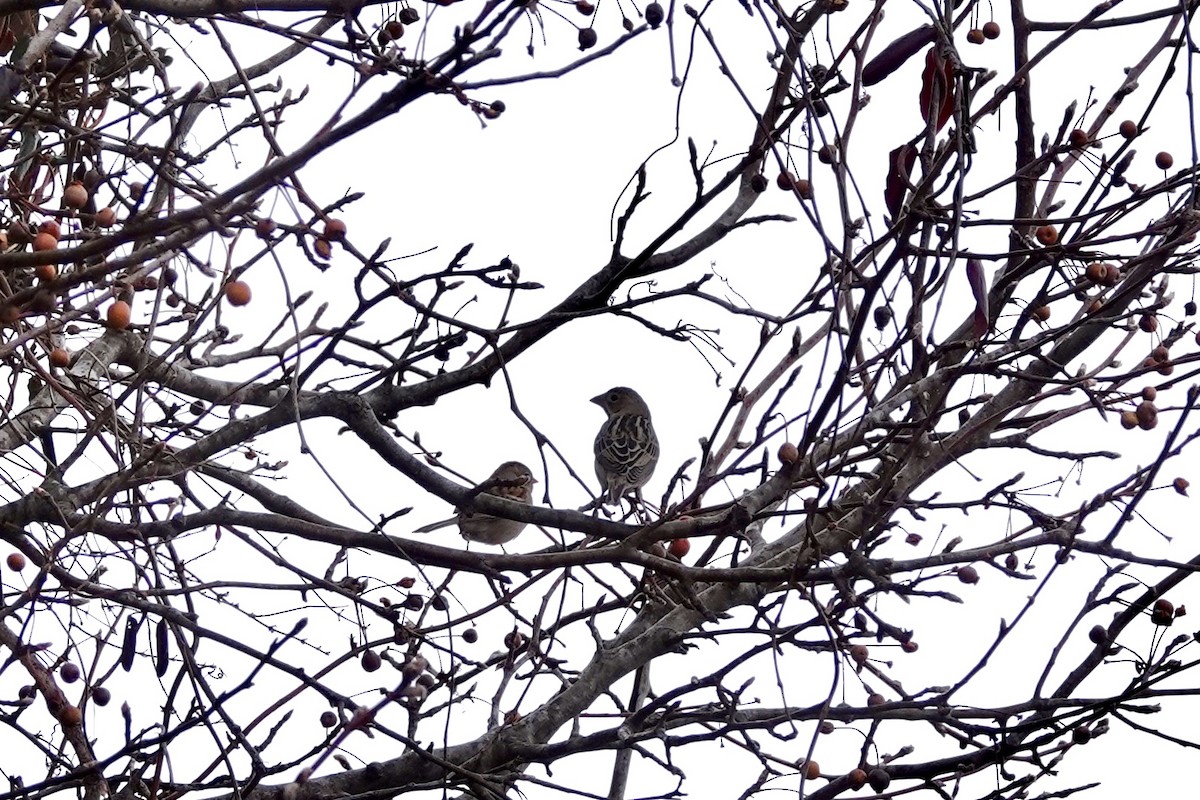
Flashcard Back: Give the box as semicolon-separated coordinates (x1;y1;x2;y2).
413;461;536;545
591;387;659;506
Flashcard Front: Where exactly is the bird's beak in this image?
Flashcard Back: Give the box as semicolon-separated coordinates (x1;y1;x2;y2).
590;393;605;406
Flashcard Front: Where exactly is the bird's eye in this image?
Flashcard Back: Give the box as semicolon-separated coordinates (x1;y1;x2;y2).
609;392;619;402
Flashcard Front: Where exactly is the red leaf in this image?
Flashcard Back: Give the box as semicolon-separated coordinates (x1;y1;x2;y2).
918;47;955;131
966;258;989;337
885;144;917;219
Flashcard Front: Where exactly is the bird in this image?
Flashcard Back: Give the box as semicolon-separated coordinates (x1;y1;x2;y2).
591;387;659;506
413;461;536;545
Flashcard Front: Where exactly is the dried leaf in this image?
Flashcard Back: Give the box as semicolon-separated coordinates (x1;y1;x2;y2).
863;25;935;86
918;47;955;131
885;144;917;218
966;258;989;337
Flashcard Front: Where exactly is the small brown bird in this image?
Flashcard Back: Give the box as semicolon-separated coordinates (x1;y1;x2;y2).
413;461;536;545
592;387;659;505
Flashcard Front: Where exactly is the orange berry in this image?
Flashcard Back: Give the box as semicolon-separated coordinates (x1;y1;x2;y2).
778;442;799;464
966;28;984;45
794;178;813;199
94;207;116;228
6;552;26;571
804;760;821;780
49;347;70;368
1068;129;1089;149
1031;305;1050;322
323;218;347;241
32;231;58;252
107;300;131;330
223;280;252;307
1035;225;1058;246
982;20;1001;39
1155;151;1174;170
35;263;56;282
1119;120;1138;139
668;538;691;558
63;181;88;210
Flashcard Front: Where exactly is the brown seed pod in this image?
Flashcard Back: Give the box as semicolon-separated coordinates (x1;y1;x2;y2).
1155;151;1174;170
462;627;479;643
578;27;598;50
982;20;1001;39
49;347;70;368
849;644;869;664
155;618;169;677
1174;477;1189;496
847;769;867;790
1032;305;1051;322
1120;410;1138;430
901;640;919;653
957;565;980;584
1142;386;1156;401
1102;264;1121;286
1084;262;1107;284
361;649;382;672
320;710;337;727
1151;344;1170;363
776;171;797;191
1068;128;1089;149
866;692;885;707
1119;119;1138;139
1088;624;1108;644
668;538;691;558
794;178;813;199
35;263;56;282
804;760;821;780
778;442;799;464
1139;314;1157;333
6;552;26;571
60;663;81;683
1005;552;1018;571
92;686;112;706
966;28;984;45
95;207;116;228
120;617;140;671
1035;225;1058;246
314;238;333;260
